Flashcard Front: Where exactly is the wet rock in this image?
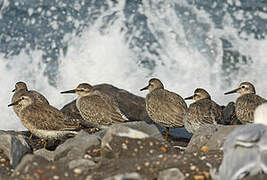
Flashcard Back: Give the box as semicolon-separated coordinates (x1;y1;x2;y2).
101;122;164;152
186;125;236;152
96;121;163;140
0;131;32;168
54;130;100;161
158;168;185;180
103;172;143;180
60;84;151;122
221;102;240;125
68;159;95;169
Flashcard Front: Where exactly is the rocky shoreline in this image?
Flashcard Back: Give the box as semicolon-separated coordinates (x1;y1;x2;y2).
1;84;266;180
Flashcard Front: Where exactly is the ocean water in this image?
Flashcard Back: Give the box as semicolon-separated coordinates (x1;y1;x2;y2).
0;0;266;130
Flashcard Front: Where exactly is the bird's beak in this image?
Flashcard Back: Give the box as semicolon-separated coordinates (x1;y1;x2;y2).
140;85;149;91
184;95;194;100
224;88;240;95
12;88;16;92
60;89;76;94
8;100;20;107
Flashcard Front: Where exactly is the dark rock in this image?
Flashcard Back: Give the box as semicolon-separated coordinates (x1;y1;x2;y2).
103;172;143;180
60;84;151;122
186;125;236;152
0;131;32;168
158;168;185;180
221;102;241;125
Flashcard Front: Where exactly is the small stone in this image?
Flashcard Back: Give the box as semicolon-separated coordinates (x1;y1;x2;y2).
149;150;154;154
158;154;163;158
36;169;44;174
200;156;206;160
73;168;82;174
201;146;210;153
190;165;196;170
203;171;210;178
0;158;6;163
134;148;138;152
84;154;92;159
125;140;129;144
194;175;204;180
158;168;185;180
149;142;154;146
185;173;190;177
193;153;198;156
140;145;144;149
160;146;167;153
122;143;128;150
136;166;141;171
50;165;57;170
155;161;160;165
144;162;150;167
53;175;59;180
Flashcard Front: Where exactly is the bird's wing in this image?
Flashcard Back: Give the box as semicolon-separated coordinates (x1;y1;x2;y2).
21;103;76;131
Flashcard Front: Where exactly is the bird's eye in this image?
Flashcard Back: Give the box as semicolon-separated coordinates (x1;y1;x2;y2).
241;86;245;88
80;89;84;92
21;97;24;100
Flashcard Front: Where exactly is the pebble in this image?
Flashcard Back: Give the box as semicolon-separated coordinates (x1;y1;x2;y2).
136;165;141;171
84;154;92;159
194;175;204;180
149;142;153;146
50;165;57;170
160;146;167;153
190;165;196;170
200;156;206;160
201;146;210;153
53;175;59;180
144;162;150;167
122;143;128;150
73;168;82;174
0;158;6;163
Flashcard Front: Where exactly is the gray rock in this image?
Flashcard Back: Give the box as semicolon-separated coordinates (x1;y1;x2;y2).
186;125;236;152
103;172;143;180
60;84;151;122
68;159;95;169
0;131;32;168
158;168;185;180
54;130;100;161
12;154;48;176
101;121;163;150
211;124;267;180
34;148;55;161
96;121;163;140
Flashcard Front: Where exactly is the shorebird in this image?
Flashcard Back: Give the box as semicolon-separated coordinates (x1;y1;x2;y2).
140;78;187;140
61;83;127;128
184;88;223;134
11;81;49;116
211;103;267;180
224;82;266;124
8;94;78;148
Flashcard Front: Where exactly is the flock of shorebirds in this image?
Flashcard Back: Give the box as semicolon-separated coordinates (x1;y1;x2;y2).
8;78;267;147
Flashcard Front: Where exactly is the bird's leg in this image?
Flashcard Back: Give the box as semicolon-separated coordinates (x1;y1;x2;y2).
43;141;48;149
165;127;169;141
29;133;33;140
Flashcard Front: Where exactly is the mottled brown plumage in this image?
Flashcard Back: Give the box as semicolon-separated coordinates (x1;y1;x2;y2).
8;95;78;140
61;83;127;128
11;81;49;116
184;88;223;134
140;78;187;140
225;82;266;124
